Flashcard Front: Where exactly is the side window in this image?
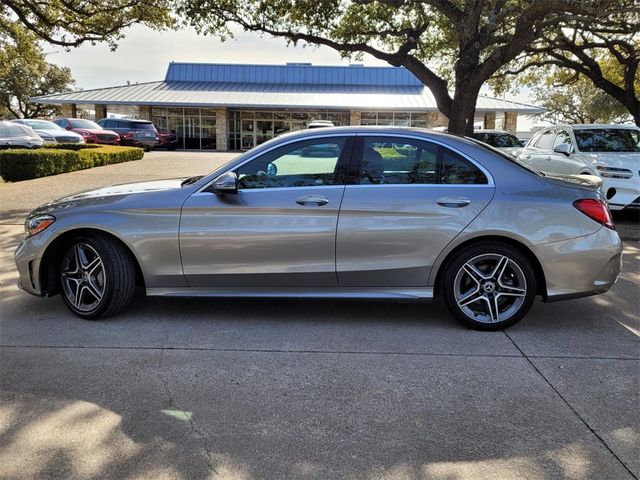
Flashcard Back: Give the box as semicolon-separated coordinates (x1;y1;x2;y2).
235;138;346;189
536;130;556;150
7;125;26;136
553;130;572;150
0;124;8;137
359;137;487;185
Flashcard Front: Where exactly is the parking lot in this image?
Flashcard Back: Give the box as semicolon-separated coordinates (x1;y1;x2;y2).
1;152;638;479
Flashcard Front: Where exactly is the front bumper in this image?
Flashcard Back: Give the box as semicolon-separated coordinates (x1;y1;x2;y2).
14;229;55;297
534;227;623;301
604;177;640;210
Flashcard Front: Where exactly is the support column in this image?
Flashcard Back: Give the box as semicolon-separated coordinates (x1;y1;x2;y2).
350;111;361;126
427;111;448;128
138;105;151;121
504;112;518;133
216;108;228;151
483;112;496;130
59;103;77;117
94;105;108;121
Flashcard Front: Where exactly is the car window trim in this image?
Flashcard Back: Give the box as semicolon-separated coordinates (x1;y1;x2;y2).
351;132;495;187
194;133;357;194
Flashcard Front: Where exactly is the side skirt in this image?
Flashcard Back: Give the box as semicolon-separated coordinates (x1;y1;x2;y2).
146;287;434;300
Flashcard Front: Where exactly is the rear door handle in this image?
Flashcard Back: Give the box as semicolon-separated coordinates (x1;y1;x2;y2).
296;195;329;206
437;196;471;208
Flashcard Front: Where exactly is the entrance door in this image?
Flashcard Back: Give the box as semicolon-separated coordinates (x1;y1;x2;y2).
241;120;255;150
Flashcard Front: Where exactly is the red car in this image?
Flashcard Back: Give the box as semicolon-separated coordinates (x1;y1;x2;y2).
53;118;120;145
156;130;179;150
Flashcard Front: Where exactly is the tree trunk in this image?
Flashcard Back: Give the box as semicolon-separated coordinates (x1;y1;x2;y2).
447;83;481;136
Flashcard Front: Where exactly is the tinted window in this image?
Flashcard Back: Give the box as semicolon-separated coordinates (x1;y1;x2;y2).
7;125;26;136
359;137;487;185
115;120;130;128
553;130;572;149
0;124;8;136
132;122;156;130
473;132;520;148
574;129;640;152
235;138;346;189
535;130;555;149
68;119;101;129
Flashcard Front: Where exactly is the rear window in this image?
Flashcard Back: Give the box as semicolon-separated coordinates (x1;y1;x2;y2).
69;119;101;129
132;122;156;130
574;129;640;152
473;132;520;148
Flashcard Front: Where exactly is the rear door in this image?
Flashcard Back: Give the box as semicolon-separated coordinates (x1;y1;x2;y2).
336;134;494;287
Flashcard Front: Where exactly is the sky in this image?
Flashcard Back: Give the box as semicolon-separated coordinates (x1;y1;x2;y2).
45;25;541;131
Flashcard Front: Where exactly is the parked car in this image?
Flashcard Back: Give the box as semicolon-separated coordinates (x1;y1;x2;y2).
519;124;640;210
52;118;120;145
12;119;84;144
472;130;523;157
15;127;621;330
156;130;179;150
97;118;159;151
0;120;44;149
307;120;335;129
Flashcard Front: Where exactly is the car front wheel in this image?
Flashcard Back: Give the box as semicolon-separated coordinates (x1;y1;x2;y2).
59;235;136;319
442;242;537;330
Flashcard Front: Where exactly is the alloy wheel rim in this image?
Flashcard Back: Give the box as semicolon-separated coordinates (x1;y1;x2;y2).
61;243;106;312
453;253;527;324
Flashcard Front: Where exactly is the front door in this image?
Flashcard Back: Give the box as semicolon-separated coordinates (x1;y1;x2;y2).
336;135;495;286
180;135;354;287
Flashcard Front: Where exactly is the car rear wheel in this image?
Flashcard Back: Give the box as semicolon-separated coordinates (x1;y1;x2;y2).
59;235;136;319
442;242;537;330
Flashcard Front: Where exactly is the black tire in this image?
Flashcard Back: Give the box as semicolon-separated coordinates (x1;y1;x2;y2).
441;241;537;330
59;234;136;320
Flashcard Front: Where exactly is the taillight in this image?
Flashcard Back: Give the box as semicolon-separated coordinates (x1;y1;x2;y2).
122;132;134;139
573;199;615;230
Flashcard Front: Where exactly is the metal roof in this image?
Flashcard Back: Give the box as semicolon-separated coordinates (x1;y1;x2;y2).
32;63;544;113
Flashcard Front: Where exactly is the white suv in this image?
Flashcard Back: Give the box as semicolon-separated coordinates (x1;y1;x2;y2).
519;124;640;210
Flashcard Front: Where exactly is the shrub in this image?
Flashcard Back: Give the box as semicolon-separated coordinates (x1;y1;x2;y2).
45;144;101;151
0;145;144;181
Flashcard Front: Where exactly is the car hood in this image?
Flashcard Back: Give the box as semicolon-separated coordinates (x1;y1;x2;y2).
36;129;81;138
545;173;603;190
75;128;118;135
30;179;186;215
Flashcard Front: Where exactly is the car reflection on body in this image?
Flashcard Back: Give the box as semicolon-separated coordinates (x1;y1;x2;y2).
15;127;622;330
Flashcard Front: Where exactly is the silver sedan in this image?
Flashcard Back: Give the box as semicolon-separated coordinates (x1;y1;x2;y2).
14;127;622;330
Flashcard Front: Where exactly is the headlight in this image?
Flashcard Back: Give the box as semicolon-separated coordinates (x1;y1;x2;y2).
597;166;633;179
39;133;55;141
25;215;55;238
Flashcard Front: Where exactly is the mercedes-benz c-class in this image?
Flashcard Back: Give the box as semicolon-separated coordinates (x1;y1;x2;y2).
15;127;622;329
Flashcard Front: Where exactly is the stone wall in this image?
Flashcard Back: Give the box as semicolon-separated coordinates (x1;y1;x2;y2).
216;109;228;151
504;112;518;133
94;105;108;121
350;111;361;125
59;104;77;118
483;112;496;130
138;105;151;121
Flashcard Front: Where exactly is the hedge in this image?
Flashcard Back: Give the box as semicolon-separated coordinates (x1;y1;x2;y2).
0;145;144;181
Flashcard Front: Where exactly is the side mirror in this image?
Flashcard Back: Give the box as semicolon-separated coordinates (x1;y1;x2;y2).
553;143;571;156
208;171;238;195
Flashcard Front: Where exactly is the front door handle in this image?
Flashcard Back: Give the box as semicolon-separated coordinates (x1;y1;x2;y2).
296;195;329;206
437;196;471;208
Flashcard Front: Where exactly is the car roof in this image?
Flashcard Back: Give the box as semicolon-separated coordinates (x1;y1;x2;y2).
473;129;516;135
107;118;152;123
540;124;639;131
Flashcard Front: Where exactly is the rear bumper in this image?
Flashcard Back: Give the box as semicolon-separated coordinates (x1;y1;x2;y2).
534;227;623;302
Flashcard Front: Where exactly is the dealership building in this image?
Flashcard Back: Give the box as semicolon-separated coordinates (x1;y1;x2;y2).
33;62;543;151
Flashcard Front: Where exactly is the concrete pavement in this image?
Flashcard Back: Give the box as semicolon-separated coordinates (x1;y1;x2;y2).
0;221;638;479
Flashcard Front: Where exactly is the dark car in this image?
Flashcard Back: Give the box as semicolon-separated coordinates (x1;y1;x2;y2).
53;118;120;145
97;118;159;151
156;130;179;150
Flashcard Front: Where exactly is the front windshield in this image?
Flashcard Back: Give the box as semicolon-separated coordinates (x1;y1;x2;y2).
574;128;640;152
473;132;521;148
23;120;62;131
69;119;101;129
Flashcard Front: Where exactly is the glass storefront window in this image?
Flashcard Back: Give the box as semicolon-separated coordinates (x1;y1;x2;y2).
201;115;217;150
394;112;410;127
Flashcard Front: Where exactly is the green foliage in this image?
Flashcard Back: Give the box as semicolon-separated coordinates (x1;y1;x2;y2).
532;73;630;124
0;145;143;181
44;144;101;151
0;1;174;49
0;28;75;118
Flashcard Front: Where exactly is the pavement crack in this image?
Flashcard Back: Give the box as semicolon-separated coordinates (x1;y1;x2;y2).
503;330;638;480
157;338;218;476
